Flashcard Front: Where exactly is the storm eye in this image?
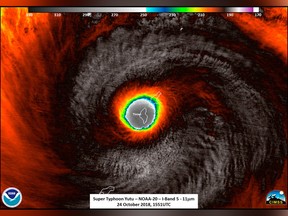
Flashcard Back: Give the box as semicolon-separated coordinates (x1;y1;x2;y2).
124;98;156;130
121;96;159;131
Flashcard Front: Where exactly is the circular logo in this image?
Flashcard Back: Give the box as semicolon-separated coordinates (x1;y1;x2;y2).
2;187;22;208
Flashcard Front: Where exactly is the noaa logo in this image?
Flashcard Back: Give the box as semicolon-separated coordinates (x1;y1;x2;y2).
266;190;286;205
2;187;22;208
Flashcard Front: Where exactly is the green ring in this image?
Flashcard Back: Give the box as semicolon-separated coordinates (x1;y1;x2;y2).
120;94;161;131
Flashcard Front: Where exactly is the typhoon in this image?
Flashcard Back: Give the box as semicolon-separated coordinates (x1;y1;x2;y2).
1;8;287;208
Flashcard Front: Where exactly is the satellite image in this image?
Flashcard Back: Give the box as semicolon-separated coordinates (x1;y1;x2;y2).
1;7;287;208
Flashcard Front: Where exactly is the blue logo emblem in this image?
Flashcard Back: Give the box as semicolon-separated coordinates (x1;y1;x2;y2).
2;187;22;208
266;190;286;205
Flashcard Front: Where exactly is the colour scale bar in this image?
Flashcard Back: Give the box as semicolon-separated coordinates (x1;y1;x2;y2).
29;7;260;13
